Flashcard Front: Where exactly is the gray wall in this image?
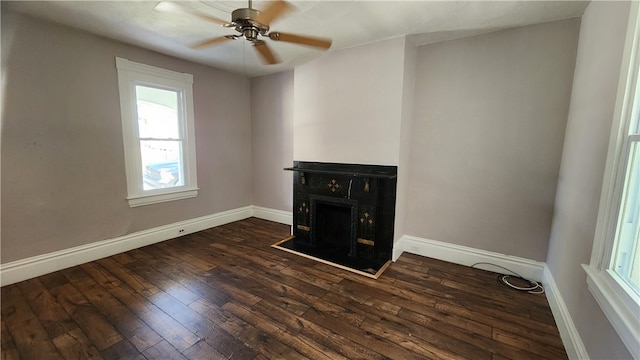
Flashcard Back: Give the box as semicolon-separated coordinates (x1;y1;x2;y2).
547;2;633;359
250;71;294;211
1;12;253;263
405;19;580;261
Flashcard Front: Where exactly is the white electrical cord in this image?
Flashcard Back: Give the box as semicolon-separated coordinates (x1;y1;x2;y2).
471;262;545;294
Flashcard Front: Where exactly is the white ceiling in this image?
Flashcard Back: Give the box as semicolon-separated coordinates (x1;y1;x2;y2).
3;1;589;77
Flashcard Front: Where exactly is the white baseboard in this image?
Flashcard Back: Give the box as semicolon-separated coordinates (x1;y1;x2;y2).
543;265;589;360
251;206;293;225
395;234;545;281
0;206;255;286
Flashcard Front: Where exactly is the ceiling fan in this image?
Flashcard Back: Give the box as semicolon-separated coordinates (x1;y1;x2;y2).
160;0;332;64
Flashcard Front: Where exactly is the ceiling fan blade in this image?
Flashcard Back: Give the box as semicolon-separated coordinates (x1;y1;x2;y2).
189;10;234;27
191;36;233;49
253;41;280;64
156;1;233;27
255;0;294;26
268;32;332;49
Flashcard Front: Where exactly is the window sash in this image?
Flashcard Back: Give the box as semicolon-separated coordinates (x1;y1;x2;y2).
134;83;185;140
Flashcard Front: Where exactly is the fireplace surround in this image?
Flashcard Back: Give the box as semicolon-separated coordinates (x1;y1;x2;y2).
277;161;397;276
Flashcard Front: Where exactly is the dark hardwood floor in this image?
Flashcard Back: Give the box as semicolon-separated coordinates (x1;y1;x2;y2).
1;218;567;359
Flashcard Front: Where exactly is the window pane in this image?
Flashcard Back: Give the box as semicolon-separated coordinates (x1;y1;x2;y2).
613;140;640;293
140;140;184;190
631;74;640;135
135;85;180;139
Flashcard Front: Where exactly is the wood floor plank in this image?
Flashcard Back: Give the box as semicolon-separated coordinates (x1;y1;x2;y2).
96;257;161;298
142;340;188;360
1;218;568;359
1;317;21;360
60;266;163;352
15;278;76;339
1;285;63;359
100;339;146;360
154;241;219;273
209;241;288;273
322;289;488;359
208;268;311;316
360;315;489;359
148;291;258;359
79;262;200;353
189;298;306;359
4;318;63;359
492;327;568;359
39;274;123;352
2;285;35;324
122;261;202;306
147;256;264;307
182;338;230;360
329;279;403;315
397;306;492;339
302;305;427;360
227;250;329;299
252;298;386;360
279;264;344;291
222;300;345;360
342;275;438;312
201;271;263;307
51;328;102;360
396;306;540;359
435;297;561;337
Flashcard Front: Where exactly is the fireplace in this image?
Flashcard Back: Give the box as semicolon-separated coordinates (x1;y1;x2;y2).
276;161;397;277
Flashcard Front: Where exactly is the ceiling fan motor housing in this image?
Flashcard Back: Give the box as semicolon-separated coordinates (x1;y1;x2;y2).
232;8;269;41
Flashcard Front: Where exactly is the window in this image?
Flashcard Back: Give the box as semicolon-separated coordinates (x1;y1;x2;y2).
585;3;640;358
116;57;198;207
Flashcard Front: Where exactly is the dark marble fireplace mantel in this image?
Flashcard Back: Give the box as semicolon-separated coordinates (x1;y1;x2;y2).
282;161;398;275
284;162;397;179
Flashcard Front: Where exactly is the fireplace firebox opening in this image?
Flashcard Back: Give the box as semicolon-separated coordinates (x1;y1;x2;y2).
310;196;358;258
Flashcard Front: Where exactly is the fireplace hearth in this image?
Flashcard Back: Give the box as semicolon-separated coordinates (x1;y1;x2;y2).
275;161;397;278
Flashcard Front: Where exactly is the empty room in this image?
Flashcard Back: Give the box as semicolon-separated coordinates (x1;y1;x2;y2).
1;1;637;359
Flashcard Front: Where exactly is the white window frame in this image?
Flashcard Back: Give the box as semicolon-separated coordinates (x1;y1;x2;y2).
116;57;198;207
584;3;640;358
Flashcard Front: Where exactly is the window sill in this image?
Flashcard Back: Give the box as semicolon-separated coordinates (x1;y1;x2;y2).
127;188;198;207
582;264;640;359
